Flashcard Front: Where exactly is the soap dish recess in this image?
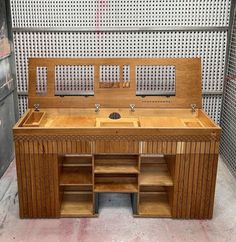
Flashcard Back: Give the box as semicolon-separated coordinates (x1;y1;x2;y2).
22;111;45;127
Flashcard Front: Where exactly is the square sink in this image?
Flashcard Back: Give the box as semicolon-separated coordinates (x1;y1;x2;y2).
96;118;140;128
23;111;46;127
184;121;203;127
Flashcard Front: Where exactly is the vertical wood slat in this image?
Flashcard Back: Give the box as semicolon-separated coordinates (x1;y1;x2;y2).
181;141;191;218
208;141;219;218
172;142;182;217
194;142;206;219
45;141;52;217
24;141;33;217
15;139;60;218
190;141;201;218
199;141;211;219
29;141;37;217
185;142;196;218
15;141;24;218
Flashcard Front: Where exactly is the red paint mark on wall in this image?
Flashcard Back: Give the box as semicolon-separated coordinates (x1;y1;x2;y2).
95;1;108;55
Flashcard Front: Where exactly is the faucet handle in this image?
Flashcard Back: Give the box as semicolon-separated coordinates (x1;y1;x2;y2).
95;104;101;112
129;104;135;112
34;104;40;111
191;104;196;113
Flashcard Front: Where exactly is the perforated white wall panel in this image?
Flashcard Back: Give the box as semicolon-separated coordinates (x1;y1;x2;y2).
202;95;222;123
10;0;231;27
36;66;47;94
13;31;227;94
11;0;231;124
136;65;175;96
18;95;28;117
55;65;94;95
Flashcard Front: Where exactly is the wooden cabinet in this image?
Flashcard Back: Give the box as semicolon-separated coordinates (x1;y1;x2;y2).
14;139;219;219
13;58;221;219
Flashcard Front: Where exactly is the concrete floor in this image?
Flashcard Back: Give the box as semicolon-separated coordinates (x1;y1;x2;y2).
0;158;235;242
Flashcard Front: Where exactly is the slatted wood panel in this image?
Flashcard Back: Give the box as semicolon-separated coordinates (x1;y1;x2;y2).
15;140;60;218
142;141;177;154
15;136;219;219
15;139;92;218
172;140;219;219
95;140;139;154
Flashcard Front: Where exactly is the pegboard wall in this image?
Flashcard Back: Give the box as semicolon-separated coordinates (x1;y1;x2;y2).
221;4;236;176
10;0;231;27
10;0;232;123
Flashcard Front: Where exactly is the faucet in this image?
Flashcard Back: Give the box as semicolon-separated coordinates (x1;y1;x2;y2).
191;104;196;113
95;104;101;112
129;104;135;112
34;104;40;112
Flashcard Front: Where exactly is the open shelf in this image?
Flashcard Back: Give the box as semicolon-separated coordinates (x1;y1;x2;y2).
60;192;93;217
95;183;138;193
94;174;138;192
62;154;92;167
140;156;173;186
94;155;139;174
138;192;171;217
95;165;138;174
60;167;92;186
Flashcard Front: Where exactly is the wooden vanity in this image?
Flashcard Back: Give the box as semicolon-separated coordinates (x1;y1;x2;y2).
13;58;221;219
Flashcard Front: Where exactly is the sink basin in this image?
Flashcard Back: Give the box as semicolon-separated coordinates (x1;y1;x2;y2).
183;121;203;127
23;111;46;127
96;118;140;128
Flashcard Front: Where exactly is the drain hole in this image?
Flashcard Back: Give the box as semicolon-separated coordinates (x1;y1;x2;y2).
109;112;121;120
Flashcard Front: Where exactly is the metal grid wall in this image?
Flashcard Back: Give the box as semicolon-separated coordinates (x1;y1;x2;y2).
136;65;176;96
10;1;230;27
10;0;232;123
221;5;236;176
36;66;47;94
55;65;94;95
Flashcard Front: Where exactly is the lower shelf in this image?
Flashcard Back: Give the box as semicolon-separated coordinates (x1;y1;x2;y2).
138;192;171;217
60;192;94;217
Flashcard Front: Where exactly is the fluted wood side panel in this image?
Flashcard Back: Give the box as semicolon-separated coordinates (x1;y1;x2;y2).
15;140;60;218
172;141;219;219
15;136;219;219
142;141;177;154
15;139;93;218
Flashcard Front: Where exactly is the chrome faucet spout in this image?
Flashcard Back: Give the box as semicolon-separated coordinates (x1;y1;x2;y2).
129;104;135;112
95;104;101;112
191;104;196;113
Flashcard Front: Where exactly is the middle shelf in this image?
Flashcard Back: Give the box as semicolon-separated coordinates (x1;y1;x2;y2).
60;154;93;186
140;156;173;186
94;174;138;193
94;155;139;174
60;167;92;186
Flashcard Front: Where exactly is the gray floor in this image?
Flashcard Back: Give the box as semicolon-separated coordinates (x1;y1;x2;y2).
0;157;236;242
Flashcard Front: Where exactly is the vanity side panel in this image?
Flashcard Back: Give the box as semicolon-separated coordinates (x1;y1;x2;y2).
15;138;60;218
172;140;219;219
